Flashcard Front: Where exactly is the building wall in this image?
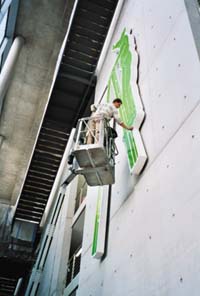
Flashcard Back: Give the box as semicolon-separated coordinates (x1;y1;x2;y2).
25;178;79;296
77;0;200;295
37;181;78;296
26;0;200;295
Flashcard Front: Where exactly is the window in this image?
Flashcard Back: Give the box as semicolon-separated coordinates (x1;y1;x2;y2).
0;10;8;46
0;0;5;7
69;288;78;296
74;176;87;214
0;0;19;72
66;246;82;286
66;209;85;287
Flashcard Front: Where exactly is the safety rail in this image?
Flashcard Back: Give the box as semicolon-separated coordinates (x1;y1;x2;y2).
74;116;105;146
73;116;118;166
66;246;82;287
63;116;119;186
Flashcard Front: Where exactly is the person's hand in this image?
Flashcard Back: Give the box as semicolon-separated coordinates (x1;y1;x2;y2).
90;104;97;112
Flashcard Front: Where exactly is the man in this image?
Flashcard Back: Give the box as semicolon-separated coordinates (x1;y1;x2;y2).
87;98;133;144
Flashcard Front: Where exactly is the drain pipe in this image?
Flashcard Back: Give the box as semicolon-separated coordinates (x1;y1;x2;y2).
0;36;24;114
95;0;125;76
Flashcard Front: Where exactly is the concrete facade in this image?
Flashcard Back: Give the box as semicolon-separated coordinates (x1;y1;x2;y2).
26;0;200;295
77;1;200;295
0;0;74;206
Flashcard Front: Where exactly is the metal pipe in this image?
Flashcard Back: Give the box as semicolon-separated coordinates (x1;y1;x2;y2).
14;277;23;296
0;36;24;114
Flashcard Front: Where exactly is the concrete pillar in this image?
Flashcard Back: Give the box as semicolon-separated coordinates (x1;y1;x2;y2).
0;36;24;114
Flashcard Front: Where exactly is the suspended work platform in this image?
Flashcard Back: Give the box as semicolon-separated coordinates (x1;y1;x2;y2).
64;116;118;186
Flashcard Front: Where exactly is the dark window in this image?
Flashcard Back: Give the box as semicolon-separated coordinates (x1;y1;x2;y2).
69;288;78;296
66;209;85;287
0;10;8;46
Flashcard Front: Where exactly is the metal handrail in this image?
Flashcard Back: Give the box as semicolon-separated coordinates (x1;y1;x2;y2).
75;116;106;146
74;116;116;158
66;246;82;286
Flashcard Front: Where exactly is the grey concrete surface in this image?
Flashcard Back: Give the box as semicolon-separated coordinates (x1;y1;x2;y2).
0;0;75;205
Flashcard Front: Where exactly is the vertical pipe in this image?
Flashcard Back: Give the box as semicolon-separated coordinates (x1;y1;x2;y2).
14;277;23;296
0;36;24;114
71;255;76;281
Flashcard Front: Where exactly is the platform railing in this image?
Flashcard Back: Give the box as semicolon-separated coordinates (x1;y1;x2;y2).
74;116;105;147
73;116;116;164
66;246;82;286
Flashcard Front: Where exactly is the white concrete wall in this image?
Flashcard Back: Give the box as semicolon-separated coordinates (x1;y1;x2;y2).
37;184;76;296
77;0;200;295
26;176;78;296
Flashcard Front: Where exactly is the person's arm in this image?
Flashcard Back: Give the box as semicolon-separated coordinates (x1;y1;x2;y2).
113;108;133;130
119;122;133;131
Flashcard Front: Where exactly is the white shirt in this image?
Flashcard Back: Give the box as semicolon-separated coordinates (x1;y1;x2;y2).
92;103;122;125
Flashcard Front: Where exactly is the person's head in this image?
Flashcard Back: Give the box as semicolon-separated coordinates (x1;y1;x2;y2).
113;98;122;109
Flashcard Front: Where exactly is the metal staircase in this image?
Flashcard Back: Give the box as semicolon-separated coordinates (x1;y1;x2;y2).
14;0;119;224
0;277;17;296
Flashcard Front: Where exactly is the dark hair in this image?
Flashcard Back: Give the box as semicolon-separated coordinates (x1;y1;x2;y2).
113;98;122;104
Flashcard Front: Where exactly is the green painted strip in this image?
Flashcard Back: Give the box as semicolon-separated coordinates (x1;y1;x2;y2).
92;188;102;256
107;28;138;170
124;133;135;166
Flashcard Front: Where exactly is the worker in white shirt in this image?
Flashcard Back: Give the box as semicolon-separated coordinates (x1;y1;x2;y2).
87;98;133;144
